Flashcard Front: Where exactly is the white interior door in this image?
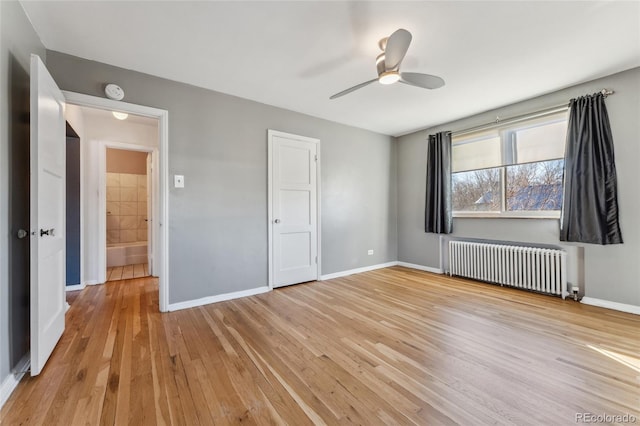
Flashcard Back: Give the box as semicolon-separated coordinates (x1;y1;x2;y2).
30;54;66;376
269;131;319;288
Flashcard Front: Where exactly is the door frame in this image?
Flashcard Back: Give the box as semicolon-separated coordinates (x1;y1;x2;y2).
63;91;170;312
267;129;321;289
98;141;158;282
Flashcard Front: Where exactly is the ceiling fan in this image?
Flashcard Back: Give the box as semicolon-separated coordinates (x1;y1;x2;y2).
330;28;445;100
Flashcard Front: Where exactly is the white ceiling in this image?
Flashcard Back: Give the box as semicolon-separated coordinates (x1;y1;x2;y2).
22;1;640;136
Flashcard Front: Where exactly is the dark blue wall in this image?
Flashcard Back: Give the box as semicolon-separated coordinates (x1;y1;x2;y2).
66;124;81;286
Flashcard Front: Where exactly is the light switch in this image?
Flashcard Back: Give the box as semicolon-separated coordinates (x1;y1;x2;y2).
174;175;185;188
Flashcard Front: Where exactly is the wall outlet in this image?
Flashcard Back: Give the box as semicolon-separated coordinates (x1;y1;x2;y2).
174;175;185;188
367;249;374;255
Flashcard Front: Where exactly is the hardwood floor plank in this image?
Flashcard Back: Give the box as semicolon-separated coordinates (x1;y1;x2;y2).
108;266;123;281
107;263;149;282
2;266;639;425
121;265;134;280
134;263;146;278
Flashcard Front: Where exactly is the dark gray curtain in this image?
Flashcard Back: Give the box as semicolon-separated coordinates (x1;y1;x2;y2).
425;131;452;234
560;93;623;244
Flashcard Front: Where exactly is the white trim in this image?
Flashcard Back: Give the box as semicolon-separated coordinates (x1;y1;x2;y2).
168;287;270;312
397;262;443;274
453;211;561;220
580;297;640;316
0;354;30;410
65;283;86;292
320;261;399;280
316;144;322;288
267;130;321;289
83;279;100;286
62;91;170;312
267;132;273;288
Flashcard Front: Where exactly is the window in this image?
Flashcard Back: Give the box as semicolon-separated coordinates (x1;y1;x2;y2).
451;111;568;218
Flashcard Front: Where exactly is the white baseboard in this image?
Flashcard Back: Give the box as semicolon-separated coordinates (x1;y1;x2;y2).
396;262;443;274
320;261;399;280
168;286;270;312
580;297;640;315
83;280;100;286
66;283;86;292
0;354;30;411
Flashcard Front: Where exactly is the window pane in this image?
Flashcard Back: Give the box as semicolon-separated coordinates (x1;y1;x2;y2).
506;160;564;211
512;116;567;164
452;168;502;212
452;135;501;172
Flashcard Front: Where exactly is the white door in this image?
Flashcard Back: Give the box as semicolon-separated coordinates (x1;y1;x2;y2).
30;54;66;376
269;130;319;288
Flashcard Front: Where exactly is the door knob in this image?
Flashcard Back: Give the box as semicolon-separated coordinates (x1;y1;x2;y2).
274;219;281;224
17;229;28;239
40;228;55;237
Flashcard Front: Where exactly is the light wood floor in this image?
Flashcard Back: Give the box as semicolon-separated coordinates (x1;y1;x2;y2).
106;263;149;281
2;267;638;425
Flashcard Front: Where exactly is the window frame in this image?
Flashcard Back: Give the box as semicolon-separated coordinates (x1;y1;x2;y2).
451;111;568;220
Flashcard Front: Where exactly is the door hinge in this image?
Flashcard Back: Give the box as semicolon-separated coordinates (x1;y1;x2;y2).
314;154;318;162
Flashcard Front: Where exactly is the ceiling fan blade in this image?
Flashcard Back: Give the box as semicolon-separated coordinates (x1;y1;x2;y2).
400;72;445;89
384;29;412;70
329;79;378;99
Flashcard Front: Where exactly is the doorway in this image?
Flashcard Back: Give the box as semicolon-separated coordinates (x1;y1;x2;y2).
64;91;170;312
104;147;152;281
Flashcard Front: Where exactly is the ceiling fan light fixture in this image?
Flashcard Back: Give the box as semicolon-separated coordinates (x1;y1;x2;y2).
378;71;400;85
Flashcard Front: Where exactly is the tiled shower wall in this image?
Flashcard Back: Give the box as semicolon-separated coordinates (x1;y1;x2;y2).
106;173;148;244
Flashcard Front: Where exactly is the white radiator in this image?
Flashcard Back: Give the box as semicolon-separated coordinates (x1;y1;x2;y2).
449;241;567;298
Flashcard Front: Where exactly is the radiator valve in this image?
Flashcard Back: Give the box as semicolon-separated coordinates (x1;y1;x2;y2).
571;286;579;301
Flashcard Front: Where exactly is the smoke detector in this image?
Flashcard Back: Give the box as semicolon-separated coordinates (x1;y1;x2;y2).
105;84;124;101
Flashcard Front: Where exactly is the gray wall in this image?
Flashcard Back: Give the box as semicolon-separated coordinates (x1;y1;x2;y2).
397;67;640;306
0;1;46;382
45;51;398;305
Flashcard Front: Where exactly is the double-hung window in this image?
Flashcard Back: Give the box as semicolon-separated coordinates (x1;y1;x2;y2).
451;110;568;218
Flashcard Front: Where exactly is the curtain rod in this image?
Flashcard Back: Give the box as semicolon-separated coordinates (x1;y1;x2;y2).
450;88;614;138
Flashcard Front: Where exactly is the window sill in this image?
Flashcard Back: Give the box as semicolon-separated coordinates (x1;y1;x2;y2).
453;212;560;220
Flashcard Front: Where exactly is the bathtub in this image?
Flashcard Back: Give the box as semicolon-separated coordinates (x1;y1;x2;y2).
107;241;148;267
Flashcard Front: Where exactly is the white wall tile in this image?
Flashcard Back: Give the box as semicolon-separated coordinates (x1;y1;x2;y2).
137;175;147;188
121;187;137;202
137;187;147;202
106;187;120;201
107;215;120;231
107;230;120;244
120;173;137;187
120;216;138;230
120;202;137;216
121;230;137;243
137;229;148;241
137;216;147;229
107;201;120;216
106;173;121;187
137;202;147;216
